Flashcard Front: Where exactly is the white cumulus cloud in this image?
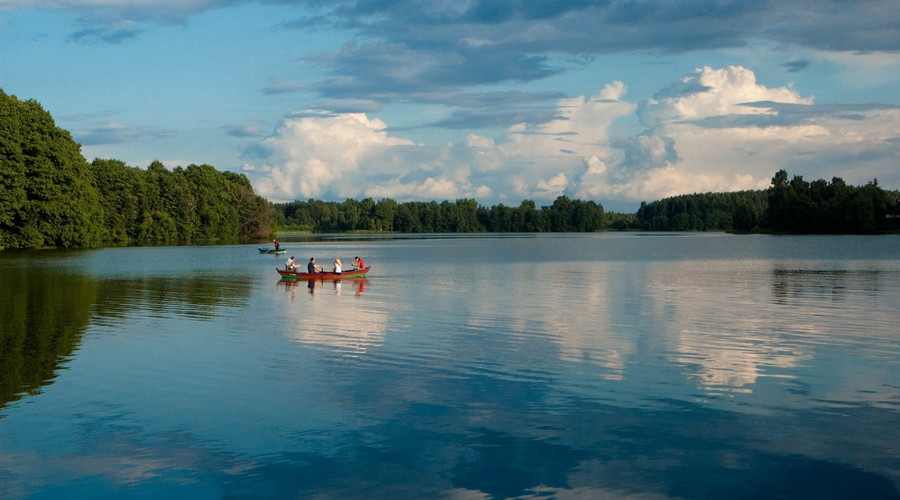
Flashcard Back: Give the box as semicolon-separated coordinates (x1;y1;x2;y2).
619;65;899;202
246;66;899;210
640;65;813;126
247;111;414;201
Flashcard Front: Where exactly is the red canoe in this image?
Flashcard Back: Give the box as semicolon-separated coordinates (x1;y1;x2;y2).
276;266;370;279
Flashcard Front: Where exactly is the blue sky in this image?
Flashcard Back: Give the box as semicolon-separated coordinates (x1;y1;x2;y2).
2;1;898;211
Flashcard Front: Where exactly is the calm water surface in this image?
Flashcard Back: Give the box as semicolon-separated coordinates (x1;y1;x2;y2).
1;233;899;499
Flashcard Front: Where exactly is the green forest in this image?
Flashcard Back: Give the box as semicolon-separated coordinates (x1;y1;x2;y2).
1;90;273;250
635;171;899;233
272;175;898;234
273;197;610;233
2;89;898;250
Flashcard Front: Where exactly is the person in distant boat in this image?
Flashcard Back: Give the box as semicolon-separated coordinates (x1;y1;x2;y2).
354;256;365;270
308;257;323;273
273;239;280;251
333;258;342;274
286;256;297;270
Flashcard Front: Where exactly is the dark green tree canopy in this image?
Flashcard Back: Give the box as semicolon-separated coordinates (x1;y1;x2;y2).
1;90;273;249
273;195;607;233
634;169;897;234
1;89;104;249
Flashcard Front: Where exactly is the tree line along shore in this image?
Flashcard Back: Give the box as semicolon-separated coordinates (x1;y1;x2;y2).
3;90;898;250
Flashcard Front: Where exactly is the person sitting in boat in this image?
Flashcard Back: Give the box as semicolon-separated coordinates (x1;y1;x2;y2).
353;256;365;270
285;256;297;270
333;258;342;274
308;257;323;273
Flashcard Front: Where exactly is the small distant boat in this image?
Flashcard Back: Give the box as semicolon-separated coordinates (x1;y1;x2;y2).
259;247;287;255
277;267;370;279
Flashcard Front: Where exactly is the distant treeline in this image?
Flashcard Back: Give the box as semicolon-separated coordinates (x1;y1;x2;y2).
1;89;273;250
636;170;899;233
275;171;899;235
274;197;612;233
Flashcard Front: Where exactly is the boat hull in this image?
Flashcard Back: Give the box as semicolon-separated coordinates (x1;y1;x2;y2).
277;266;370;279
259;247;287;255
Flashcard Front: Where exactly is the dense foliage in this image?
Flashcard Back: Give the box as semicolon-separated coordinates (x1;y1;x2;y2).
90;159;273;244
1;90;273;249
275;196;607;233
636;190;768;232
763;170;897;233
1;90;105;248
280;173;898;235
636;170;899;233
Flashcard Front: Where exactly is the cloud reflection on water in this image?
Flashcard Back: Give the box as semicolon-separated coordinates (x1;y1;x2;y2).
277;278;389;355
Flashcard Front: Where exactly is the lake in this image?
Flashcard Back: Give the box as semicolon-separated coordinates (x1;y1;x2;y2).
1;233;899;499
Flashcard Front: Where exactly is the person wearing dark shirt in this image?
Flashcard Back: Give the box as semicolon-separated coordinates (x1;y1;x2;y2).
308;257;323;273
